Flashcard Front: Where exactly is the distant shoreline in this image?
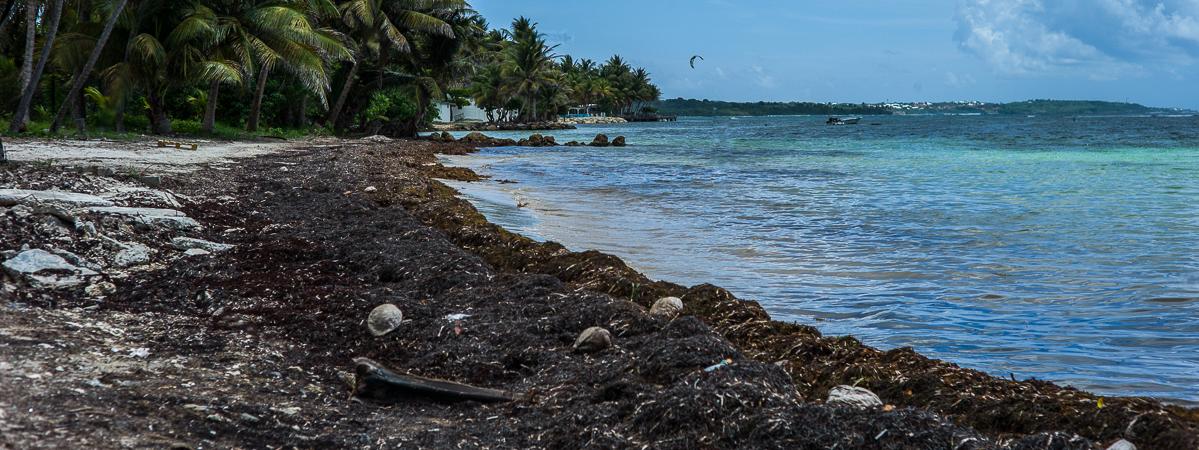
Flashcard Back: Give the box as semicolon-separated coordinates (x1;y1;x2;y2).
653;98;1194;117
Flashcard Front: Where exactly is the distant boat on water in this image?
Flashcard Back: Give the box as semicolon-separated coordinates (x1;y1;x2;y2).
826;116;861;125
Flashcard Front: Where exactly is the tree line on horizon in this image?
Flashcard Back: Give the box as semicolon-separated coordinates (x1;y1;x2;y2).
0;0;661;139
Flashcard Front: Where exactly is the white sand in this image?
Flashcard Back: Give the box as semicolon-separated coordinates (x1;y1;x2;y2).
4;137;308;173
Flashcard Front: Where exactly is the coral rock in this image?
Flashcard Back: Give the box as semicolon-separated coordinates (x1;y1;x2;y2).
367;304;404;337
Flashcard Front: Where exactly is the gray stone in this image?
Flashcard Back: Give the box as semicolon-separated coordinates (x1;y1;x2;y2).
1107;439;1136;450
34;215;73;237
84;282;117;297
2;249;98;287
367;304;404;337
826;385;883;409
171;237;234;253
0;189;114;208
51;249;98;270
100;186;182;208
573;326;612;353
87;206;201;231
10;204;33;218
649;297;684;318
113;243;153;267
184;248;211;256
136;175;163;188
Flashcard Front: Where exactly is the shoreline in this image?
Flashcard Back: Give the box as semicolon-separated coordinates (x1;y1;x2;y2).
1;137;1196;448
412;139;1199;445
433;145;1199;405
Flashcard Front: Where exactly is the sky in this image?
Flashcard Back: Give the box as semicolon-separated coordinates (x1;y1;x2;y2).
472;0;1199;109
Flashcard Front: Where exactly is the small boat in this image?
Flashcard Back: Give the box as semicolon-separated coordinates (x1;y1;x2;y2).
826;116;861;125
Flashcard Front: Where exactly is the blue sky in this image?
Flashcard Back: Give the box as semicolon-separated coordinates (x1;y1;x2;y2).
472;0;1199;108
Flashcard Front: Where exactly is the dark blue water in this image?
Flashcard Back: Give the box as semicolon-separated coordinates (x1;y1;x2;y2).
438;115;1199;403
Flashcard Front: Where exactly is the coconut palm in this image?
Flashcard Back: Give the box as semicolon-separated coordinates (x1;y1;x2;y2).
326;0;462;129
9;0;65;133
181;0;347;133
101;0;214;134
12;0;37;130
49;0;130;133
240;0;348;132
502;17;557;121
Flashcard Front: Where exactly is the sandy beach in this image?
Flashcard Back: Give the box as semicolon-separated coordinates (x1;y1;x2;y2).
1;137;1195;448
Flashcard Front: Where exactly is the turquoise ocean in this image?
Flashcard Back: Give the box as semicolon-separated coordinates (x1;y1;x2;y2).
438;115;1199;403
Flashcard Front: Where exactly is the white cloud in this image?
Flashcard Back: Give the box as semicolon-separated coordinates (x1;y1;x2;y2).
955;0;1199;77
751;65;777;88
945;71;976;87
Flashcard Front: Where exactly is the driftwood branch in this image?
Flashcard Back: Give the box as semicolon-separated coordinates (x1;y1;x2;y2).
352;358;526;404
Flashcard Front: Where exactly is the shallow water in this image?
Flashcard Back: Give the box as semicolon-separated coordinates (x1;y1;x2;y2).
438;115;1199;404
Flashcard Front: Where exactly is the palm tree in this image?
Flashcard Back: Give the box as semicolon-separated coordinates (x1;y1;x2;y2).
48;0;130;133
12;0;37;131
502;17;556;122
239;0;349;132
10;0;66;133
469;63;503;122
326;0;462;129
101;0;212;134
0;0;18;34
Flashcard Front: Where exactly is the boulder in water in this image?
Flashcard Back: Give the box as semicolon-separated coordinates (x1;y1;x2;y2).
589;134;610;147
612;136;626;147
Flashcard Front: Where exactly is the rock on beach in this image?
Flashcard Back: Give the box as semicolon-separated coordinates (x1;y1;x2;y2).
649;296;684;318
367;304;404;337
172;237;234;253
0;189;114;208
2;249;99;287
826;385;883;409
573;326;612;353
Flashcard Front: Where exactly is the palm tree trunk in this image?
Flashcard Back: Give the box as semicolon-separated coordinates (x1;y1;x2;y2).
9;0;64;134
202;79;219;133
49;0;129;134
147;90;171;135
326;60;358;130
246;64;269;132
298;94;307;127
113;97;125;132
12;1;36;131
0;0;19;36
70;83;84;133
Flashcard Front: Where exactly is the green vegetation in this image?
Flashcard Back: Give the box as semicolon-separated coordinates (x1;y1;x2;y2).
0;0;660;148
654;98;891;116
993;100;1159;116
